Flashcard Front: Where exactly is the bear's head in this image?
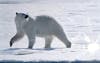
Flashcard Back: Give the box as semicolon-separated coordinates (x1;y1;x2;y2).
15;12;29;26
16;12;29;19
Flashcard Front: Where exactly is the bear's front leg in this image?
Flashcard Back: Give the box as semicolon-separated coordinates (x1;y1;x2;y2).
10;32;24;47
26;31;36;49
28;38;35;49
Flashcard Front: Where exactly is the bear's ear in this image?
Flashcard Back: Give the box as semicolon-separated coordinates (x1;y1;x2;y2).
25;15;29;18
16;12;18;15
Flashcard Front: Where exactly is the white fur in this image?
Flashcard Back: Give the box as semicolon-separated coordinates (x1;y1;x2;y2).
10;13;71;49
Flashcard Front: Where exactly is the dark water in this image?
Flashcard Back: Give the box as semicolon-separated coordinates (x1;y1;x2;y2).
0;60;100;63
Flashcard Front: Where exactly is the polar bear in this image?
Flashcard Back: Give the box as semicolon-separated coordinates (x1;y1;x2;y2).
10;12;71;49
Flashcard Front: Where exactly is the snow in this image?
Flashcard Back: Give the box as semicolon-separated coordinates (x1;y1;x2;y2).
0;0;100;62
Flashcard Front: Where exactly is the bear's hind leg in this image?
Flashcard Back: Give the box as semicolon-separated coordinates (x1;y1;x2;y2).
55;31;71;48
45;36;53;48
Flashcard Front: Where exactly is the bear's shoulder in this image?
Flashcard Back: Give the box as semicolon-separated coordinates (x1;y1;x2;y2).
36;15;55;22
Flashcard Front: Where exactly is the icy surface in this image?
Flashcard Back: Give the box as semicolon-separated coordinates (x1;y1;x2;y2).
0;0;100;61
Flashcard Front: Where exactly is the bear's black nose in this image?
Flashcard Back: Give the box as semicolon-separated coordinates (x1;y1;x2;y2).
25;15;28;18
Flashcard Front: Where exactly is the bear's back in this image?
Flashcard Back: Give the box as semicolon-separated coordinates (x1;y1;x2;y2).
34;15;63;36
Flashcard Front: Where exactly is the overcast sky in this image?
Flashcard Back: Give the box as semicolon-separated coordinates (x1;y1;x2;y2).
0;0;99;4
